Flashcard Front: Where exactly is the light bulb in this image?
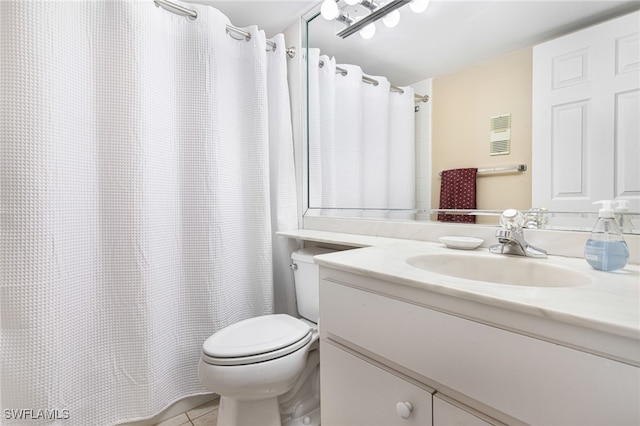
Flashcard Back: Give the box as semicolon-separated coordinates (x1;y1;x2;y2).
382;9;400;28
359;22;376;39
409;0;430;13
321;0;339;20
344;0;360;5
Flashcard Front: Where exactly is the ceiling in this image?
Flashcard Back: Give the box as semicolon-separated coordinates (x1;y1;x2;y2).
188;1;640;85
184;1;318;36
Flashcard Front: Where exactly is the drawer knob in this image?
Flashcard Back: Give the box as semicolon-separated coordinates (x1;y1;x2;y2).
396;401;413;419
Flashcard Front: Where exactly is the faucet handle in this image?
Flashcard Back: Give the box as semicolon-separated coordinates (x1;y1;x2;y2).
492;209;548;258
499;209;525;232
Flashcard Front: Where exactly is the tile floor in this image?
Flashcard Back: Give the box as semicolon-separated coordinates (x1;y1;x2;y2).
154;398;219;426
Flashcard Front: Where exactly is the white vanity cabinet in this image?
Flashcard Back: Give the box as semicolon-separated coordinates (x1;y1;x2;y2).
319;267;640;426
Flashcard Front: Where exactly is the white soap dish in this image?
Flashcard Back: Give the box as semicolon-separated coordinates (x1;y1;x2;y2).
439;236;484;250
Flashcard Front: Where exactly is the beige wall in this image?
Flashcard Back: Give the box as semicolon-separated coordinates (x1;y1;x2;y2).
431;47;532;224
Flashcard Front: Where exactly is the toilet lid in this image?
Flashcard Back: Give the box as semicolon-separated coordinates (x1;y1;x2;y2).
202;314;311;359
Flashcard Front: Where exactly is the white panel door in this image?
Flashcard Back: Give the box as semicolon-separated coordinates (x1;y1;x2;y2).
615;89;640;199
532;11;640;212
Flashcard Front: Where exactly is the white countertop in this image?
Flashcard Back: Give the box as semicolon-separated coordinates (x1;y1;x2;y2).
277;229;401;247
278;229;640;365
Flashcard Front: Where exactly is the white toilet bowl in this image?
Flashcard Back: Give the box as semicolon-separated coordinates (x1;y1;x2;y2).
198;314;312;395
198;339;311;398
197;247;334;426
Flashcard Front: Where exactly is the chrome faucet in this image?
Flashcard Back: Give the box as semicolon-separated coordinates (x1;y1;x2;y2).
489;209;547;258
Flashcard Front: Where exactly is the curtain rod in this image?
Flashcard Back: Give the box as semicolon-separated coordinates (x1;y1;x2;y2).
153;0;296;58
438;164;527;177
319;61;429;103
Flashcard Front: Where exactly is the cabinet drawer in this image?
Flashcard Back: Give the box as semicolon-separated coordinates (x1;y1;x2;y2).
320;277;640;425
433;394;495;426
321;340;433;426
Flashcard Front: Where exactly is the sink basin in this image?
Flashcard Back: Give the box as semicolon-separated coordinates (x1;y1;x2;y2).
406;253;592;287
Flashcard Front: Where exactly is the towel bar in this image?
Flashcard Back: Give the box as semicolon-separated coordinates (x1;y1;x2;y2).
438;164;527;177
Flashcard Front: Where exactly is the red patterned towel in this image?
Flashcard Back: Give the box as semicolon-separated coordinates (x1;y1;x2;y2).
438;168;478;223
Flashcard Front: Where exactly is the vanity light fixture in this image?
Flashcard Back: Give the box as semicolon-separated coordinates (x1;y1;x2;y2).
320;0;427;39
359;21;377;38
321;1;356;27
409;0;430;13
356;0;379;11
382;13;400;28
350;0;381;37
381;3;401;28
320;0;340;19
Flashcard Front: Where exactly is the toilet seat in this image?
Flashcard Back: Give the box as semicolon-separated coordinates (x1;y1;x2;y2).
201;314;312;366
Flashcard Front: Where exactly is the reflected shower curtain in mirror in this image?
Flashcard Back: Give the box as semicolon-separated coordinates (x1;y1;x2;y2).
0;1;297;425
308;48;416;215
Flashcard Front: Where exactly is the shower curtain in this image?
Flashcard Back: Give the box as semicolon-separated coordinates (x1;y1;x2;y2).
0;1;297;424
307;48;416;214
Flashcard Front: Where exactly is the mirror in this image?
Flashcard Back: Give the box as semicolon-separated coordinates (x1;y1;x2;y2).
304;0;640;231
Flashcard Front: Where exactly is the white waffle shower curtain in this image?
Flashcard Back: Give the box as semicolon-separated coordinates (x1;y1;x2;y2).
0;1;297;424
307;48;415;214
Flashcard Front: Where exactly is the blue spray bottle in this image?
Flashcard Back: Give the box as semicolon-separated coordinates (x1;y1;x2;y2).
584;200;629;271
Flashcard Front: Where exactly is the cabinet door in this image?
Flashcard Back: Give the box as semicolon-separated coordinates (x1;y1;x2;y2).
321;340;433;426
532;11;640;212
433;395;496;426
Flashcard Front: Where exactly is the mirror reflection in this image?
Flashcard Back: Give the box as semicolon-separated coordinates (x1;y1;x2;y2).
305;0;640;230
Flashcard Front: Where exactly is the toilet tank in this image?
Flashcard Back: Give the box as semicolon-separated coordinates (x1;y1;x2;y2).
291;247;336;323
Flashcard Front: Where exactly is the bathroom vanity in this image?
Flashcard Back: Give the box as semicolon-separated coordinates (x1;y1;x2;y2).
313;241;640;426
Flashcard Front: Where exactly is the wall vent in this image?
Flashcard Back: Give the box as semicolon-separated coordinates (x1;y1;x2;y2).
490;114;511;155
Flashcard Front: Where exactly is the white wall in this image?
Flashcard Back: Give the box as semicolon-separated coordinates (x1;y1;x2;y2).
411;78;433;220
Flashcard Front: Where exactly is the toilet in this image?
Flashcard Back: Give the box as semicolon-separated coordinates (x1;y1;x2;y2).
198;247;335;426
